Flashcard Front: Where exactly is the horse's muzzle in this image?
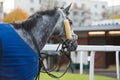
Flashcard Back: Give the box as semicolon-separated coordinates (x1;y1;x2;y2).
67;39;78;51
62;34;78;51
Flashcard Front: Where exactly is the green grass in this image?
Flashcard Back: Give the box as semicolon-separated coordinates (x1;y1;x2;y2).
36;72;117;80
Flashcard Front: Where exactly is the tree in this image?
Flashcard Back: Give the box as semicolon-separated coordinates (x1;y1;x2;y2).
109;14;120;19
108;10;120;19
2;8;29;23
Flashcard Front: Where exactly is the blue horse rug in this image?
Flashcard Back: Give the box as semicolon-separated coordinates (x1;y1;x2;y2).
0;23;39;80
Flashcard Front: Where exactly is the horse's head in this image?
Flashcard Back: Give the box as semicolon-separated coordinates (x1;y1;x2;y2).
12;4;78;52
52;4;78;51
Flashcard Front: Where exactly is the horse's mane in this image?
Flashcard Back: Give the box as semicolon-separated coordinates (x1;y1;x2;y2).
29;8;57;19
12;8;58;30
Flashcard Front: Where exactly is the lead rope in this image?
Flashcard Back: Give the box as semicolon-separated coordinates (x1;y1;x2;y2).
26;31;42;80
40;41;72;78
28;31;72;80
37;41;72;80
13;24;72;80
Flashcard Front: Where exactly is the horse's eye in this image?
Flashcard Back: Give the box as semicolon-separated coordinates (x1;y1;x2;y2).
67;12;70;15
69;20;72;25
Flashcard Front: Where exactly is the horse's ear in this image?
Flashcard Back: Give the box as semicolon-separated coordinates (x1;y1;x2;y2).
63;3;72;14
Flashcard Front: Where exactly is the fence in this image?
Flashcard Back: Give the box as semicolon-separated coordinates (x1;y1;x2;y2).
42;44;120;80
76;45;120;80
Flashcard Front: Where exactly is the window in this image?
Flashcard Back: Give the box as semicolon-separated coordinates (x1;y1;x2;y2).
73;11;78;15
30;0;34;3
81;12;85;16
30;8;34;13
102;5;105;9
81;3;85;8
0;2;3;13
39;0;41;4
94;4;97;8
95;12;98;16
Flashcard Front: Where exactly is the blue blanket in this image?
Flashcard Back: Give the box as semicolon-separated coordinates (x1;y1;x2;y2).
0;23;39;80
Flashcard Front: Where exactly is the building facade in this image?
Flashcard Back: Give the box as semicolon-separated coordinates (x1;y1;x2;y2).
3;0;41;15
0;1;3;21
40;0;66;10
14;0;41;15
69;0;107;27
3;0;66;15
109;5;120;15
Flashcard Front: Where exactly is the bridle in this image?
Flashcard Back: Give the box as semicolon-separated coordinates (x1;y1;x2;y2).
14;19;76;80
33;40;73;80
29;19;75;80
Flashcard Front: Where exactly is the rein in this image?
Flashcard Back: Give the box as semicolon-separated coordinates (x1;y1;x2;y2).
28;30;72;80
13;18;74;80
14;27;72;80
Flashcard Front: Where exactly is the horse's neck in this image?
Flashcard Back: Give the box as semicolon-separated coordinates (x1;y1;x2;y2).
11;24;37;52
12;15;58;53
30;16;57;50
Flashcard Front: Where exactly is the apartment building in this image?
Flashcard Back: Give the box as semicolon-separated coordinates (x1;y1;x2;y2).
3;0;66;15
69;0;107;26
14;0;41;15
0;1;3;21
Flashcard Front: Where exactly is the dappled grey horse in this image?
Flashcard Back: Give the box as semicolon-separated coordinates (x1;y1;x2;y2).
0;5;77;80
